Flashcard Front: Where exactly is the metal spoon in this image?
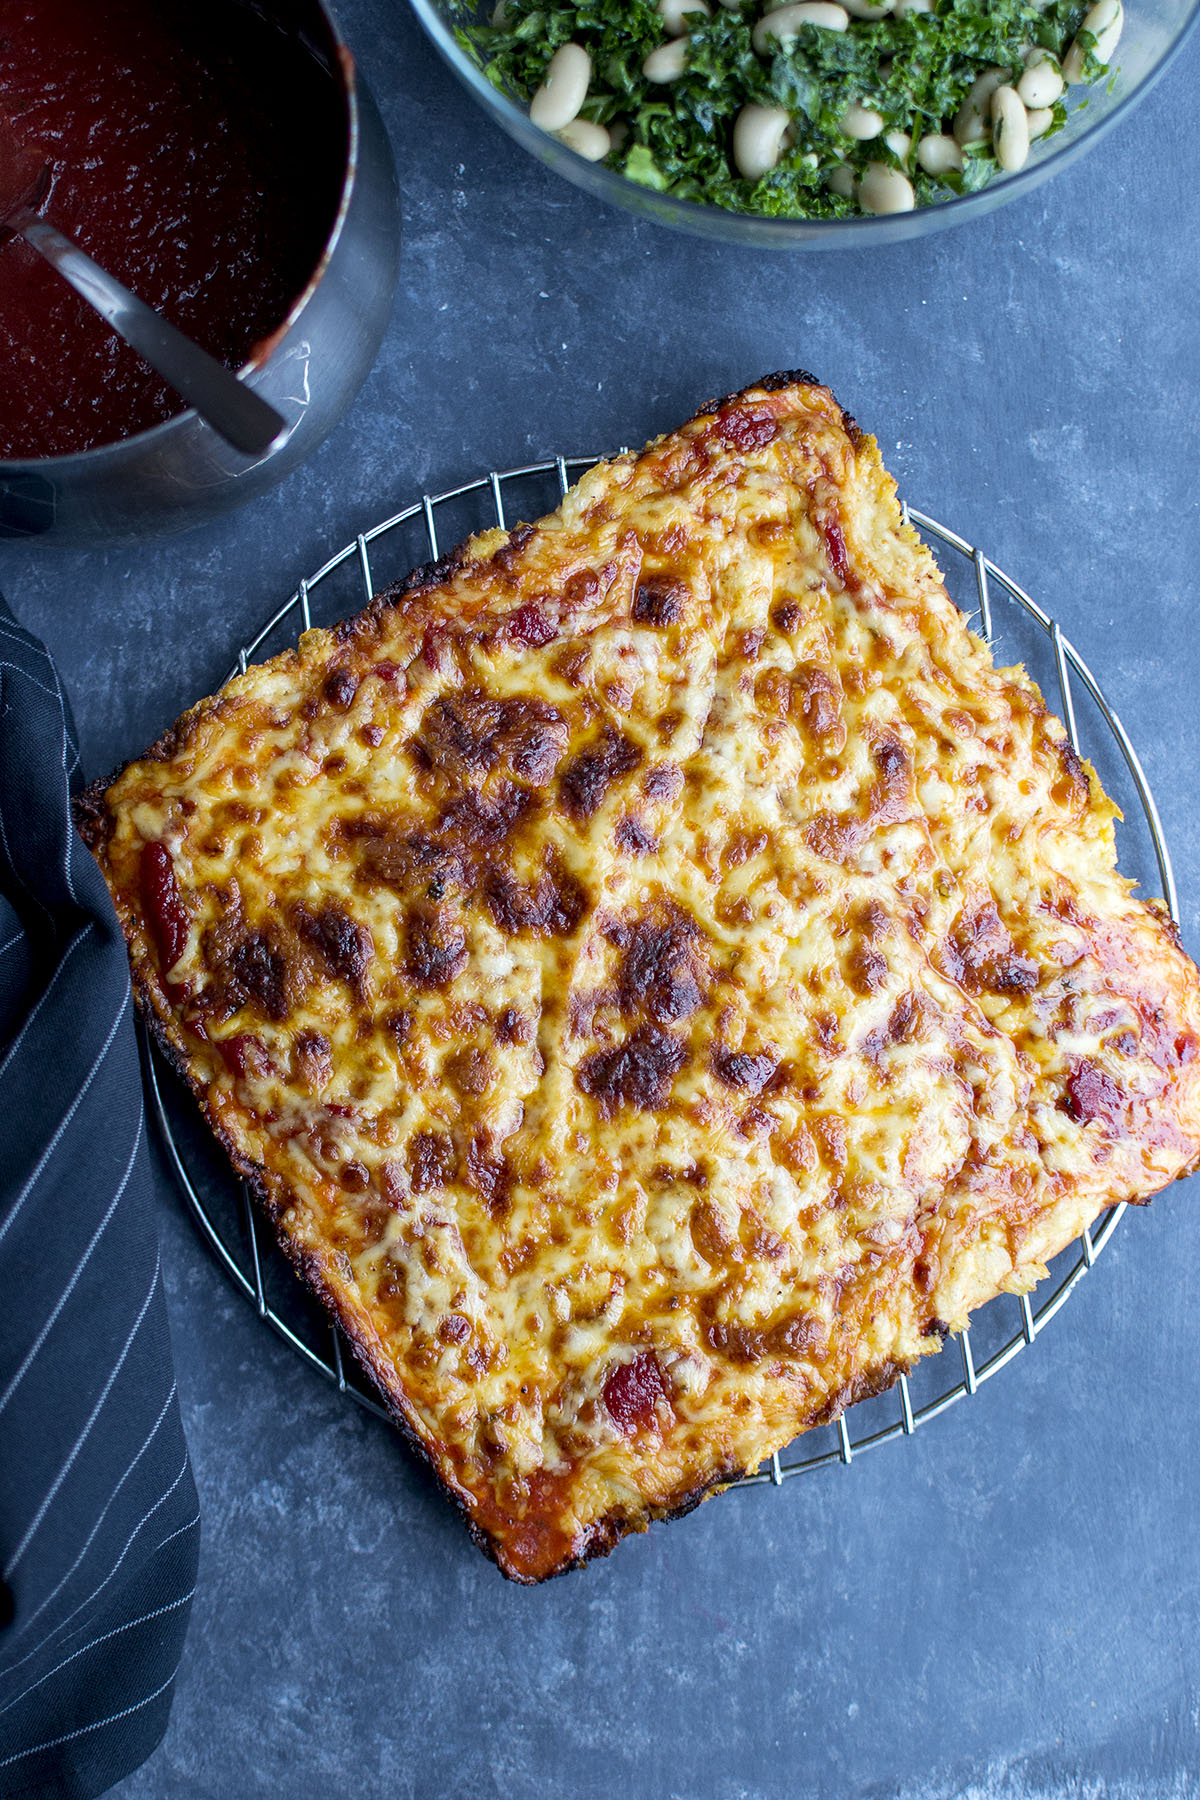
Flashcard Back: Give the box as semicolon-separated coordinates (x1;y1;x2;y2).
0;131;287;459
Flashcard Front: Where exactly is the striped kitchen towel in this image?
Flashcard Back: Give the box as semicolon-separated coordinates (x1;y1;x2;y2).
0;594;198;1800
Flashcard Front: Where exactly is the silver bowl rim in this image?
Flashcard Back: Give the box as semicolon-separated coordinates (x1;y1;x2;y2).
0;0;362;474
409;0;1200;247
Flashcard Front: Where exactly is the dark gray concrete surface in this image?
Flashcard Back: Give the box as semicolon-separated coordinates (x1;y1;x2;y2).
4;4;1199;1794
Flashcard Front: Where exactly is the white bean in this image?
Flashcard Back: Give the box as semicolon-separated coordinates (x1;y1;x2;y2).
1024;104;1054;137
659;0;710;31
491;0;507;22
1018;50;1064;108
732;104;793;178
953;67;1006;146
643;36;690;79
841;101;885;139
752;2;850;52
842;0;892;16
991;84;1030;171
555;118;612;159
607;118;630;151
892;0;932;15
530;43;591;132
858;161;915;212
1091;0;1126;60
884;129;911;159
1088;0;1125;60
827;163;856;197
916;131;963;174
1063;0;1123;81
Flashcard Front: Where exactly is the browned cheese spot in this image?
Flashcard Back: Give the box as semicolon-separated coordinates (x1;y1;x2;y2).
711;1047;777;1093
805;813;864;865
492;522;535;571
576;1026;688;1117
409;1130;456;1192
643;762;683;803
703;1310;825;1365
614;815;658;856
385;1008;412;1046
723;828;768;869
610;912;704;1025
323;665;359;710
416;691;569;788
355;825;465;896
1052;737;1090;808
293;1028;332;1092
405;903;467;988
943;898;1038;997
438;783;533;850
845;941;888;997
225;929;290;1021
632;578;689;627
447;1046;495;1096
467;1134;512;1215
858;898;893;941
868;737;911;821
484;856;587;938
559;727;643;821
690;1198;735;1262
293;902;373;995
813;1114;847;1169
495;1007;529;1045
794;665;844;741
860;992;927;1063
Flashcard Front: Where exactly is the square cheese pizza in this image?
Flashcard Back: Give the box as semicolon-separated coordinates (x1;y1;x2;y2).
78;375;1200;1580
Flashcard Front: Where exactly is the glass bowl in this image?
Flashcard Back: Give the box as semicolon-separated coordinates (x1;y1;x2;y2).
408;0;1199;245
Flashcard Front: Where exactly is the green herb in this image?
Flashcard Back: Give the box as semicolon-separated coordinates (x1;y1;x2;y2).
453;0;1092;219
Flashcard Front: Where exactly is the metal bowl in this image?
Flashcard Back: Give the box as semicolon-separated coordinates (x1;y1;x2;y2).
0;0;400;546
410;0;1199;246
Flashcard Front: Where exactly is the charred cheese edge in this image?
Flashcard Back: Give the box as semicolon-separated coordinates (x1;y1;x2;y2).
78;373;1200;1582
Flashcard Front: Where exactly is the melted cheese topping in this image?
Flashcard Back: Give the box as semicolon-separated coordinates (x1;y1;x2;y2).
87;376;1200;1581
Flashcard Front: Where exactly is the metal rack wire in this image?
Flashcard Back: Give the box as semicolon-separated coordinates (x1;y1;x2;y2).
142;455;1179;1481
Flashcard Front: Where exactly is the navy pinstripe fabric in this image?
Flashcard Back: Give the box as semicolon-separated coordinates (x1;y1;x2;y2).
0;596;198;1800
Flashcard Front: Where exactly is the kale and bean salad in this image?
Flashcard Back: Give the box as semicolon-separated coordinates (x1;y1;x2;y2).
452;0;1123;218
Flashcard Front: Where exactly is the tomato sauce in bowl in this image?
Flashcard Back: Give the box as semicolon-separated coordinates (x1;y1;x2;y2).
0;0;347;460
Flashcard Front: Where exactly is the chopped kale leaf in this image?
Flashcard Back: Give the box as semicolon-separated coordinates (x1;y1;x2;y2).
452;0;1101;219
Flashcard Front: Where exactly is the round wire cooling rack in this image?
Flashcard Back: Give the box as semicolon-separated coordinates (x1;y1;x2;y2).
142;453;1181;1488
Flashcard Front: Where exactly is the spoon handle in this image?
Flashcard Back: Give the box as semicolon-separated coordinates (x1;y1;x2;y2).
15;213;287;458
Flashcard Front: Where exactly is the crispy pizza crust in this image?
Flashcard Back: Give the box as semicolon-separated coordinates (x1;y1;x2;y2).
78;374;1200;1580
